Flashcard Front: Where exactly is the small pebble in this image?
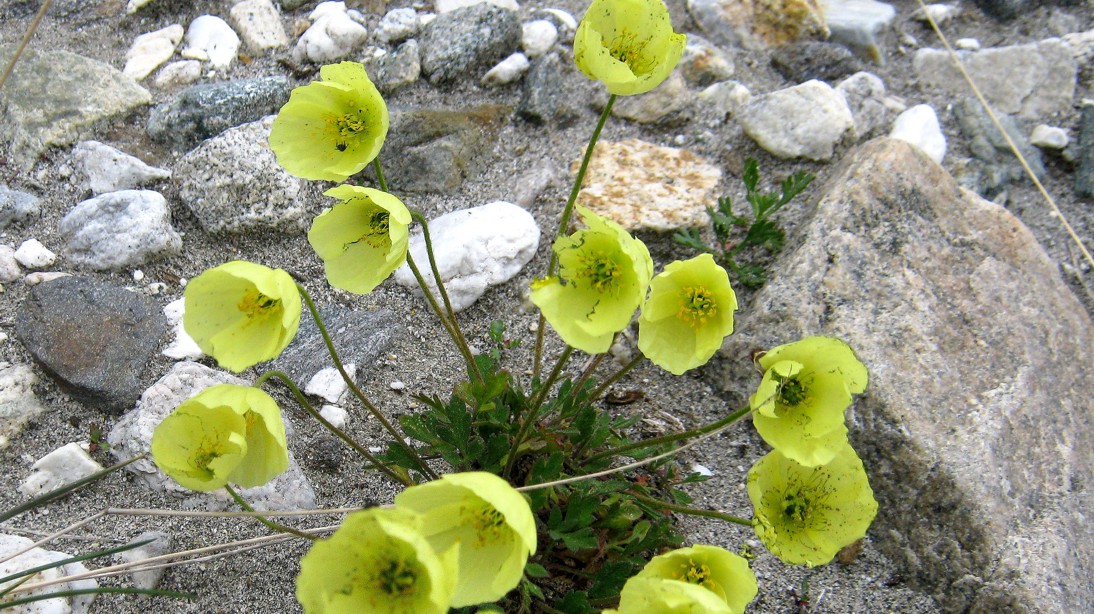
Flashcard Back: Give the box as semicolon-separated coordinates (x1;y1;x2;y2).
14;239;56;269
133;269;145;282
955;38;980;51
390;380;406;391
1030;124;1069;149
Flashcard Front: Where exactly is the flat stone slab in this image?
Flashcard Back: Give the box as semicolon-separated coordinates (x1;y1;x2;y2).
719;138;1093;612
0;44;151;171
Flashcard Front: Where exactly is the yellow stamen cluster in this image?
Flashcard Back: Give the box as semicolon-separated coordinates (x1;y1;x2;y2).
237;289;280;320
676;285;717;329
607;28;655;74
335;112;367;137
776;374;809;407
782;492;811;525
576;250;622;293
377;558;419;596
678;560;715;591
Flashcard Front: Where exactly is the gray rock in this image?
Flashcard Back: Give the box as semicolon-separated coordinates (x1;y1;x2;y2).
59;190;182;270
518;52;563;125
117;531;173;590
0;45;151;171
146;76;291;151
611;71;689;124
393;201;540;312
511;160;560;208
15;276;166;412
364;40;422;95
107;361;316;511
72;141;171;195
836;71;895;138
274;308;402;386
175;116;315;233
0;362;47;449
818;0;896;61
679;35;734;87
229;0;289;55
970;0;1039;20
718;137;1093;613
736;79;855;160
953;98;1044;198
278;0;308;8
686;0;828;50
380;105;511;193
376;7;421;45
913;39;1077;120
0;186;40;229
419;3;522;84
1076;101;1094;197
771;41;864;84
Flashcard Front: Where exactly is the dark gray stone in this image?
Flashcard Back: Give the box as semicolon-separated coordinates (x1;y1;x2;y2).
970;0;1044;20
772;42;864;84
15;276;167;412
953;98;1044;199
0;186;40;229
418;3;521;84
274;307;403;386
146;76;291;151
1075;101;1094;197
719;138;1093;613
378;105;511;193
519;53;563;125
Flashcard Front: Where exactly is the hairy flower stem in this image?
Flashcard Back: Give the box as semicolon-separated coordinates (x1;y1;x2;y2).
296;284;437;480
586;404;752;464
504;346;575;480
533;94;617;377
255;370;410;486
588;353;645;402
223;485;318;541
628;490;752;527
409;211;483;383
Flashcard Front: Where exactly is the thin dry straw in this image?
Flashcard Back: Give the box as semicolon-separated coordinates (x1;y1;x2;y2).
914;0;1093;271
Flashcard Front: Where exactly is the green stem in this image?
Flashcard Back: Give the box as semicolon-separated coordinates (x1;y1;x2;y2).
256;370;411;486
629;491;752;527
533;94;617;378
503;346;574;479
372;157;388;192
296;283;437;480
586;404;752;464
224;485;318;541
409;211;483;382
588;353;645;402
572;352;606;396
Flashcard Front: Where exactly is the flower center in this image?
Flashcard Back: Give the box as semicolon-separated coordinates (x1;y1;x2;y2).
470;504;507;545
606;28;655;75
782;492;811;525
677;559;716;591
377;558;418;596
575;250;621;293
677;285;717;329
776;376;808;407
335;112;367;137
237;289;280;320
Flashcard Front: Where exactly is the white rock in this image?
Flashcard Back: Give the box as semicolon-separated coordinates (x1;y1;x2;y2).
181;15;241;69
59;190;183;271
691;463;714;477
124;24;184;81
305;365;355;404
956;37;980;51
230;0;289;54
162;298;204;360
126;0;156;14
1063;29;1094;67
117;531;173;590
538;8;577;40
1030;125;1069;149
293;5;369;63
736;80;855;160
0;534;97;614
24;272;69;285
133;269;145;281
72;141;172;194
818;0;896;59
436;0;519;12
20;442;104;496
0;245;20;283
481;52;529;86
309;0;349;19
319;404;347;429
154;60;203;87
912;3;960;25
889;104;946;163
389;380;406;391
521;20;557;58
0;362;47;450
836;71;892;137
394;201;540;312
107;361;317;511
14;239;56;269
376;7;420;45
698;80;751;118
